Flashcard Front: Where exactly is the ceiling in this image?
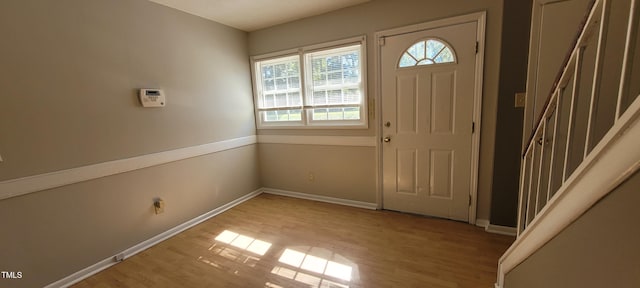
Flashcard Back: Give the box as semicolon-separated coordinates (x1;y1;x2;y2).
148;0;371;32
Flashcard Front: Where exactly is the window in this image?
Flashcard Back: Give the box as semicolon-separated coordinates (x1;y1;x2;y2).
252;37;367;128
399;38;456;68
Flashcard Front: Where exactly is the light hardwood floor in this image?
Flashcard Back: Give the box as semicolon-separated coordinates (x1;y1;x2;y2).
74;194;513;288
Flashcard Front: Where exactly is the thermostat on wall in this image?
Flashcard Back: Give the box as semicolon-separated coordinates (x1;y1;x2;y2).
139;89;166;107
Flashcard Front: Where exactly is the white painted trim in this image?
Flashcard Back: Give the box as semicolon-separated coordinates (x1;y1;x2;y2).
469;11;487;226
475;218;490;229
0;136;257;201
475;218;517;236
486;224;518;237
257;135;376;147
44;189;263;288
374;11;486;224
261;187;378;210
497;96;640;286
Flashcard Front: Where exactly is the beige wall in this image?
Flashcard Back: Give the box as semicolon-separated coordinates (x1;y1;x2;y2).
0;0;256;181
259;144;376;203
248;0;504;219
0;0;259;287
0;145;259;288
504;171;640;287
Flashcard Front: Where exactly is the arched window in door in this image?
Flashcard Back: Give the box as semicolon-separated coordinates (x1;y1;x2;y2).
398;38;456;68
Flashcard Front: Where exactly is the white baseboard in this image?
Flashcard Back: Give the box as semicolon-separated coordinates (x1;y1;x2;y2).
476;218;490;229
475;218;517;236
261;188;378;210
486;224;517;236
45;189;263;288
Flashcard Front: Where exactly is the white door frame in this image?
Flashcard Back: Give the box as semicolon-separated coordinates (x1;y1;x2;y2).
374;12;486;224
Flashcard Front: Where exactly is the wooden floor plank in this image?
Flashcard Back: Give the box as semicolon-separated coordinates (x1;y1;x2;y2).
73;194;513;287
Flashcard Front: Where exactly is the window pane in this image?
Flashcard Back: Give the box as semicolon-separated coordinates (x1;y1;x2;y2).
289;109;302;121
313;108;328;120
275;93;287;107
257;55;301;115
274;64;286;77
408;41;426;60
344;89;360;103
344;69;359;84
426;40;445;59
311;107;361;121
276;78;288;90
344;107;360;120
417;59;435;66
328;90;342;104
289;92;301;106
400;53;417;67
264;109;302;122
306;44;364;123
265;111;277;121
328;72;342;85
434;48;454;63
399;39;455;67
264;94;275;108
327;56;341;72
289;77;300;88
313;58;326;72
328;108;344;120
289;62;299;74
262;66;273;79
264;79;275;91
313;91;327;105
314;74;326;86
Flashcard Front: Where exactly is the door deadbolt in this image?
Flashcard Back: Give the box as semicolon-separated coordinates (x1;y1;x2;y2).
384;121;391;127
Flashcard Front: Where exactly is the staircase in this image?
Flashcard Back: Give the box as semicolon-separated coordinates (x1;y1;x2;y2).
496;0;640;286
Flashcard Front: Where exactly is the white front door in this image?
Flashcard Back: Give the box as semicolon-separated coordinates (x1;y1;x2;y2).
381;20;478;221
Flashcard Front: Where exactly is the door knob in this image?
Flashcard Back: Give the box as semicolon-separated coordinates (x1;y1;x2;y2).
383;137;391;143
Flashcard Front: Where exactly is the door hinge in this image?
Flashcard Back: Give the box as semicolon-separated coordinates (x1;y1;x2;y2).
379;37;386;46
475;41;479;54
472;122;475;133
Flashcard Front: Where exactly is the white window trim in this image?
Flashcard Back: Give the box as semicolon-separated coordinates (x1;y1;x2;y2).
251;36;368;129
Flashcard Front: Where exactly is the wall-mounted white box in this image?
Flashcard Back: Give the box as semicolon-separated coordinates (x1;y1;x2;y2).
139;89;165;107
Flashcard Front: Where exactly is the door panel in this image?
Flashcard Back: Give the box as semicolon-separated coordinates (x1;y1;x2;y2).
382;21;476;221
431;71;456;134
396;149;418;195
397;75;418;134
430;149;454;199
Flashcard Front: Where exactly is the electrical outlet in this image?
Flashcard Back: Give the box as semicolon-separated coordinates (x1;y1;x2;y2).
154;198;165;214
114;253;125;262
308;172;315;182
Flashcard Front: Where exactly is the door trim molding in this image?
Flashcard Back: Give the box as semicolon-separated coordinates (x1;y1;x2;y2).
374;11;487;224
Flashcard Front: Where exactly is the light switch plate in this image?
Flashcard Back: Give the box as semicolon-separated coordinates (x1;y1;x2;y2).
515;92;526;108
